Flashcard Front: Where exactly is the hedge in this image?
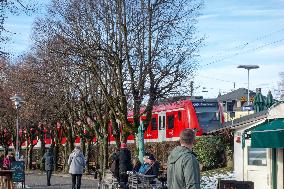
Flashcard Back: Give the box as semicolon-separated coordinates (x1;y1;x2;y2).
193;136;227;170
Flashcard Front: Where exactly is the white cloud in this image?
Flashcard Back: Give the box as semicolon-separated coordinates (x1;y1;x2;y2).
230;9;284;17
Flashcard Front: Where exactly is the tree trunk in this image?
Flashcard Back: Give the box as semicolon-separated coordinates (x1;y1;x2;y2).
102;136;109;178
28;145;34;170
25;145;29;170
81;138;86;156
40;137;45;171
54;144;60;172
3;145;9;156
63;144;69;173
85;140;92;174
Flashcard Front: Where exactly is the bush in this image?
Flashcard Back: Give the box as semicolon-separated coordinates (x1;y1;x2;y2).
193;136;226;170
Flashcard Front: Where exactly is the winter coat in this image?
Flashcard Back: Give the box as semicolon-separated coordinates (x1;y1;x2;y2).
110;152;119;179
138;163;150;174
42;150;55;171
68;149;86;175
145;161;160;177
167;146;200;189
118;148;132;173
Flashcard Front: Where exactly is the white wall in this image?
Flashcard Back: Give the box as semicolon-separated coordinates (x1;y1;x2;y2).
234;129;245;181
233;120;266;181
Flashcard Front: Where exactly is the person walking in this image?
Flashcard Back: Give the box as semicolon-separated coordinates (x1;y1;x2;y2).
167;128;200;189
118;143;132;188
42;148;55;186
68;146;86;189
110;148;120;180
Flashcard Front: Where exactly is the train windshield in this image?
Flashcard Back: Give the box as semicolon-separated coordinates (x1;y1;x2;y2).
192;101;222;133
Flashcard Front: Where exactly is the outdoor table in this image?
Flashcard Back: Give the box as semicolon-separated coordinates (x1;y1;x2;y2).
138;174;156;188
0;170;14;189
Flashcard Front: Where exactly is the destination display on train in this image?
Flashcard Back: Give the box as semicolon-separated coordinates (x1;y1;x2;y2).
192;102;218;107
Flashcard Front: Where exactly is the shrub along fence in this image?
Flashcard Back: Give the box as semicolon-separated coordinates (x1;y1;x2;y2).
3;135;232;173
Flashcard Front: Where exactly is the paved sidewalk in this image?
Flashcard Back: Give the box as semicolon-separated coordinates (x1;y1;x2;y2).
22;171;99;189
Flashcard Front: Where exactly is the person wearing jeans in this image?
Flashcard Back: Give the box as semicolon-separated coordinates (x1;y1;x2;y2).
42;149;54;186
68;146;86;189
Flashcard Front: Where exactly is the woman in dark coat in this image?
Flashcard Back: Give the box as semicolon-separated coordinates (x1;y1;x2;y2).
110;148;120;180
41;148;54;186
118;143;132;186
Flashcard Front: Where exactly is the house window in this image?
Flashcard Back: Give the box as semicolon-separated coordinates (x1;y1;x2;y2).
248;147;267;166
167;115;174;129
237;101;242;108
151;118;157;131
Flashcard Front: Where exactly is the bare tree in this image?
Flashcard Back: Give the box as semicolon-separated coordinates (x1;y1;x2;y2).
33;0;202;141
277;72;284;100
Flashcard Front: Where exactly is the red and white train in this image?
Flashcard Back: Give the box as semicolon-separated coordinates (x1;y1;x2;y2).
109;96;225;143
15;96;224;148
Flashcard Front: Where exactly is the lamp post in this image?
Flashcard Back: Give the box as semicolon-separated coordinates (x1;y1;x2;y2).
10;94;24;161
237;65;259;106
138;122;145;163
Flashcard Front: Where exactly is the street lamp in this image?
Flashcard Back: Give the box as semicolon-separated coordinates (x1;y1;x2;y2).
237;65;259;106
10;94;24;161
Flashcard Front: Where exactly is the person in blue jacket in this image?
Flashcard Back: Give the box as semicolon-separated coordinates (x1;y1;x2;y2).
138;156;150;174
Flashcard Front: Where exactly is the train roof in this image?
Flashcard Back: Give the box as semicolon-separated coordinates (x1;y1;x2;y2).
128;97;220;116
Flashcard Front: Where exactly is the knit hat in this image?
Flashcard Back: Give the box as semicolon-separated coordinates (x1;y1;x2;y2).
120;143;127;148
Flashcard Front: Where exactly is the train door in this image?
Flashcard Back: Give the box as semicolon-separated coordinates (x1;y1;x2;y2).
158;112;166;142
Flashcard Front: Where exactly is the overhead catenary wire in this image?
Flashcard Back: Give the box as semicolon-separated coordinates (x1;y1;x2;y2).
197;26;284;67
201;37;284;68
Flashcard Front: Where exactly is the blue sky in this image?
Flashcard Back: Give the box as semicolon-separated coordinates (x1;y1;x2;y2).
3;0;284;99
196;0;284;99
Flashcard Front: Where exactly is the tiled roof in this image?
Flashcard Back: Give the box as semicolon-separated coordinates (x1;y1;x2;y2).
218;88;256;101
208;110;268;133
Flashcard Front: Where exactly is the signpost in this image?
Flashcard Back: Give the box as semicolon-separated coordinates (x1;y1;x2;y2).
242;105;254;111
11;161;25;188
218;180;254;189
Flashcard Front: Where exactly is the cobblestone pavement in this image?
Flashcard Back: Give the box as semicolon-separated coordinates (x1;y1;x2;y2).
23;171;99;189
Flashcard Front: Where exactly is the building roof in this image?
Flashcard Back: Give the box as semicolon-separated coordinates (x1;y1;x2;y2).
208;110;268;133
218;88;256;101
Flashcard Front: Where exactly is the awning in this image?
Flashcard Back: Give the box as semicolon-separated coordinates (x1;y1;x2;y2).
251;119;284;148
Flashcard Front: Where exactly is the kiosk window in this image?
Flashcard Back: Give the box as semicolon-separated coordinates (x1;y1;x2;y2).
248;147;267;166
167;115;174;129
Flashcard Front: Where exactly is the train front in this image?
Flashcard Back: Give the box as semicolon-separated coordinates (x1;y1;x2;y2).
191;98;224;134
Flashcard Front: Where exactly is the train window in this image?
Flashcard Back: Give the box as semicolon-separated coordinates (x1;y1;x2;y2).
151;118;157;130
178;111;182;120
163;116;165;128
167;115;174;129
159;116;162;129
